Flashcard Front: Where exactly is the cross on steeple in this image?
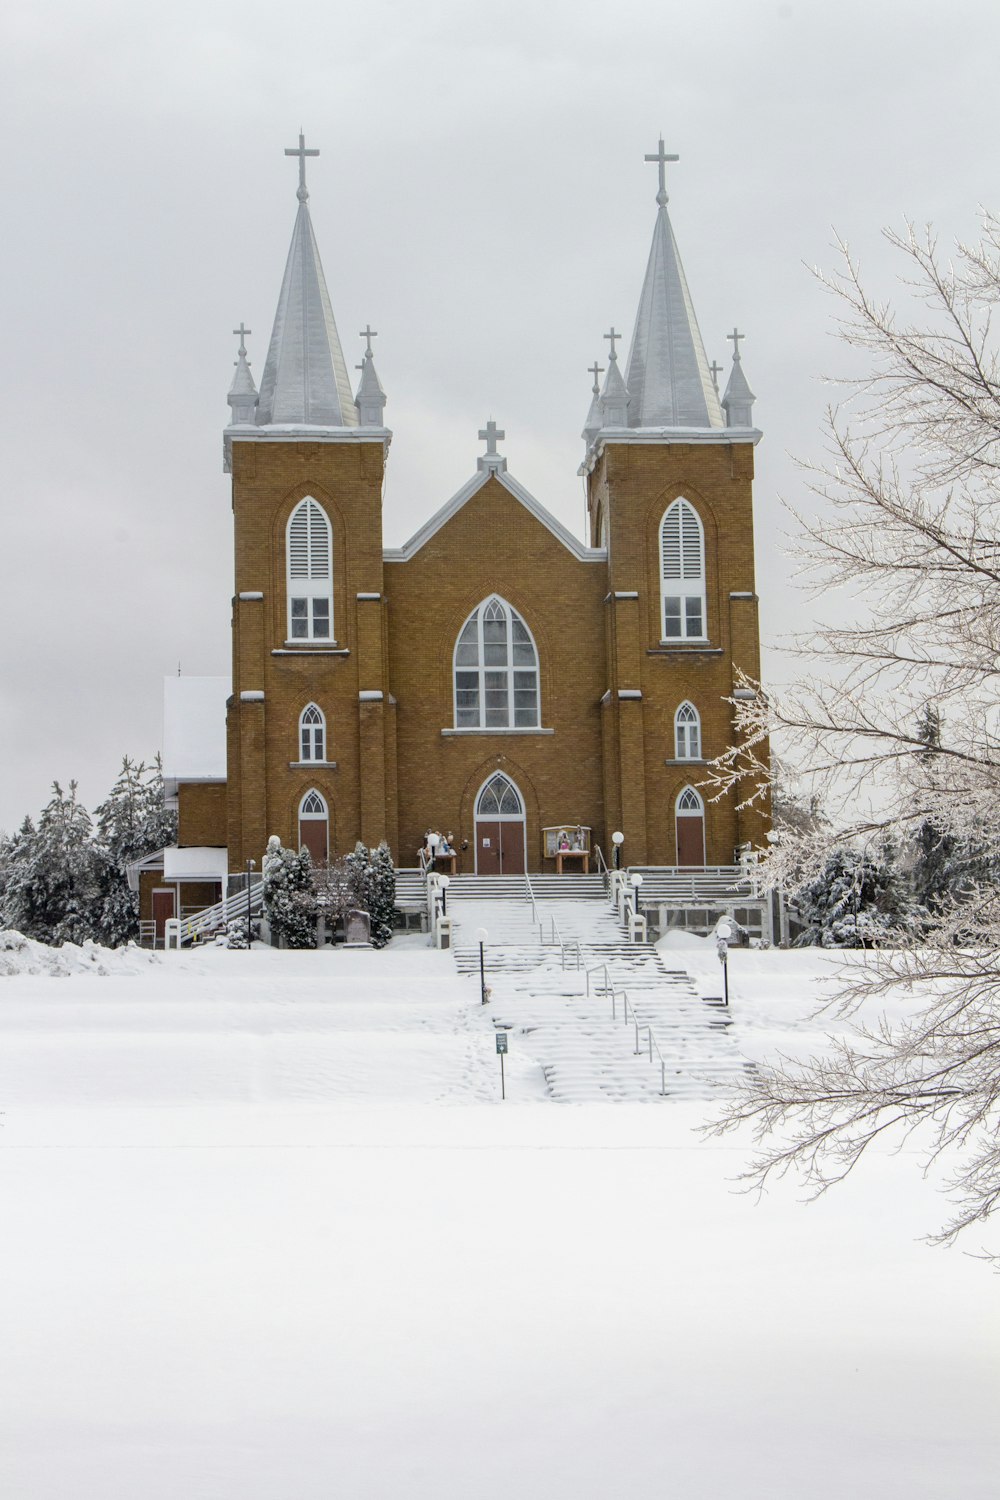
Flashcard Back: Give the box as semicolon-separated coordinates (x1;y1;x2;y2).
727;327;745;360
360;324;378;358
233;323;252;357
588;360;605;393
479;419;505;456
644;135;679;207
285;130;319;202
604;326;622;361
709;359;723;392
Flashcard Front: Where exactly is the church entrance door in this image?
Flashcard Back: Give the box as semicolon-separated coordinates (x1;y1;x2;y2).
475;773;526;875
676;787;706;867
298;789;329;866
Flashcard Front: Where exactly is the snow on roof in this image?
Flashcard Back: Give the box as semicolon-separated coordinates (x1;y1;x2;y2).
162;677;229;782
163;846;228;882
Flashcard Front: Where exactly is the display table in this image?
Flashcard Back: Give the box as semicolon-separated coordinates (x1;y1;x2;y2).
555;849;590;875
433;852;458;875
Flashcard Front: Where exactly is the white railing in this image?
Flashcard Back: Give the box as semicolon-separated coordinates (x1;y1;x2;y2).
585;962;670;1095
178;880;264;945
543;913;582;970
524;869;540;930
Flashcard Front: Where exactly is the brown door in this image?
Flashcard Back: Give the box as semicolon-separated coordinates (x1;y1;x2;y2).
152;888;176;943
498;820;525;875
676;816;705;867
478;820;502;873
299;817;328;865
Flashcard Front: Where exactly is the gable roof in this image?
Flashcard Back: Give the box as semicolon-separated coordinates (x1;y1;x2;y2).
383;467;606;564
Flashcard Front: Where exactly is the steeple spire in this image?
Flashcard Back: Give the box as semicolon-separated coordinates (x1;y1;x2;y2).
599;329;629;427
721;328;756;428
254;135;358;428
227;323;258;425
623;139;723;431
581;359;605;443
354;327;387;427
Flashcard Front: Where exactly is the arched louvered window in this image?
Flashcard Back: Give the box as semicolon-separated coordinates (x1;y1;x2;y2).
660;498;706;641
287;498;333;641
298;789;329;865
453;597;540;729
674;702;701;760
299;703;325;762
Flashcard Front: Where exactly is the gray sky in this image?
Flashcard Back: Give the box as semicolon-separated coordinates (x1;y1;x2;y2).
1;0;996;833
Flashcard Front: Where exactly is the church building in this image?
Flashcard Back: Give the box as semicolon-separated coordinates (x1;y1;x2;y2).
151;133;768;928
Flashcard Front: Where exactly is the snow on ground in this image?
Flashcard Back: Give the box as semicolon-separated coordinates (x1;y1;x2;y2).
1;934;998;1499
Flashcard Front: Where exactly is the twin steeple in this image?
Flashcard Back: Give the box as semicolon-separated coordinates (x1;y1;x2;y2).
225;133;387;455
585;136;756;446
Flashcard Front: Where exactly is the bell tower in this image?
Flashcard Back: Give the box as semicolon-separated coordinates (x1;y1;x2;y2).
223;135;396;869
581;139;768;867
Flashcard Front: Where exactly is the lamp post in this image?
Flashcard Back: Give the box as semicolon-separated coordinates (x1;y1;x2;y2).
612;830;624;871
245;857;256;950
439;874;450;916
476;926;489;1004
716;917;734;1006
629;870;643;916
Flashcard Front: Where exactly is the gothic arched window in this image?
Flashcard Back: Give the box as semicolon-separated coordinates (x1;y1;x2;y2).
287;498;333;641
660;498;706;641
674;701;701;760
299;703;326;762
453;597;540;729
298;789;329;865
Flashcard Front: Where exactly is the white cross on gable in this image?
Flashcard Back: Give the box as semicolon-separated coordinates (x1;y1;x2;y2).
478;419;505;456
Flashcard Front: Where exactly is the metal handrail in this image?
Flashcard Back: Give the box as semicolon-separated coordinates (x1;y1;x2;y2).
524;869;540;927
546;913;581;969
610;985;669;1097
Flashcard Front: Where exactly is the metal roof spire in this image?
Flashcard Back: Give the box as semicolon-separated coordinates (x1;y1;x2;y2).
227;323;258;425
354;326;387;427
254;134;358;428
582;359;605;442
721;327;756;428
624;138;723;430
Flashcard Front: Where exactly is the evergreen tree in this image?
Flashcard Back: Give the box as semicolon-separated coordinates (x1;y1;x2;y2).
2;783;100;945
795;841;912;949
262;835;317;949
93;757;177;946
368;842;396;949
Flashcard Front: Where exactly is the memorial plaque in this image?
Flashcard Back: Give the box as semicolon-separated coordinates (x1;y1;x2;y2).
344;908;371;946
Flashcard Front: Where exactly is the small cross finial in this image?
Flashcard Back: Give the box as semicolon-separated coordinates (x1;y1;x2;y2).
727;327;745;360
644;135;679;207
478;418;505;457
233;323;252;358
588;360;605;394
360;324;378;358
285;130;319;202
709;359;723;393
604;326;622;362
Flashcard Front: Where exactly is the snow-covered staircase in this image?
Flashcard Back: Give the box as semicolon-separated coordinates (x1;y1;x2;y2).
450;893;753;1102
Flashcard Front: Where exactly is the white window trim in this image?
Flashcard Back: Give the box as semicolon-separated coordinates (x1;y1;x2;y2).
298;703;326;763
660;498;707;642
286;498;334;643
452;595;541;730
674;701;702;761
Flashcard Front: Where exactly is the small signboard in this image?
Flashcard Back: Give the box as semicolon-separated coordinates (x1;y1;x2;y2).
495;1032;508;1054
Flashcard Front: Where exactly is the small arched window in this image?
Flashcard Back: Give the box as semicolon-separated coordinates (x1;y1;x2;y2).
298;789;329;865
287;498;333;641
299;703;325;762
674;702;701;760
660;498;706;641
453;596;540;729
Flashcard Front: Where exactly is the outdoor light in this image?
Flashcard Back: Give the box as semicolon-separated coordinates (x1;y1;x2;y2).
245;857;256;950
629;870;643;915
716;917;734;1006
475;926;489;1005
612;830;624;870
439;874;450;916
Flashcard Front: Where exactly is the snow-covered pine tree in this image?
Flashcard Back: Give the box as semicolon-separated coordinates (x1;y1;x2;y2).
368;842;396;949
345;841;375;917
2;783;100;945
93;757;177;946
795;841;912;948
262;835;317;949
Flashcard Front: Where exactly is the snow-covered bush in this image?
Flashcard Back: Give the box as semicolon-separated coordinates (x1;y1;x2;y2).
262;836;317;949
795;843;910;948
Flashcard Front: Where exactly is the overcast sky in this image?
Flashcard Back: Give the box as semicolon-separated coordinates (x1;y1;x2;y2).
1;0;997;833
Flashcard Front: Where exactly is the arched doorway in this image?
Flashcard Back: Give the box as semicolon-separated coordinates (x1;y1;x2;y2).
675;786;706;867
475;772;526;875
298;789;329;865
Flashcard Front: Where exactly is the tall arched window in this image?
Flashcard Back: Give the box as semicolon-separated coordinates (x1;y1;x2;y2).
674;702;701;760
660;498;706;640
299;703;326;762
453;597;540;729
298;789;329;865
287;498;333;641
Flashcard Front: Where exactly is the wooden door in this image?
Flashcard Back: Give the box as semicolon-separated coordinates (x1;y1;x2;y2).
152;888;175;944
477;820;502;873
499;820;525;875
676;816;705;867
299;817;328;865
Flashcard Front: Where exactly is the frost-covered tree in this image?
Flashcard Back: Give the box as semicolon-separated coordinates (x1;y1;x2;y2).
368;842;396;949
2;783;100;945
262;835;317;949
93;757;177;946
706;213;1000;1244
794;841;911;949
